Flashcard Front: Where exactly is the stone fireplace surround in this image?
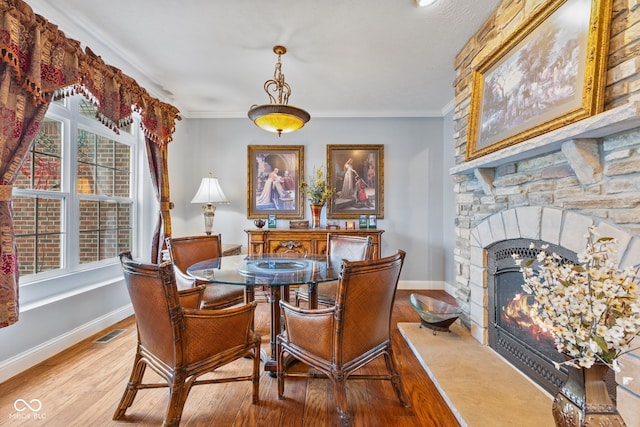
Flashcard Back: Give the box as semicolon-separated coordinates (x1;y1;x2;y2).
450;101;640;425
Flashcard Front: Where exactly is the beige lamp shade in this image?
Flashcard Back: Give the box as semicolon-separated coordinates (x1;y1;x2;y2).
191;176;229;204
191;176;229;235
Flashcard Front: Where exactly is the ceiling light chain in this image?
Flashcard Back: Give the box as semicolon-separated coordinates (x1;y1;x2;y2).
248;45;310;137
264;46;291;105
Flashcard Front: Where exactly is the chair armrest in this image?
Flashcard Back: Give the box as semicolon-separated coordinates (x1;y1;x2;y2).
178;285;205;309
183;302;260;358
279;300;335;358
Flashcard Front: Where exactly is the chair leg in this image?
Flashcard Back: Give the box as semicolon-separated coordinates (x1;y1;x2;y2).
277;342;285;398
113;351;147;420
163;375;191;427
331;373;352;427
252;346;261;403
384;346;410;407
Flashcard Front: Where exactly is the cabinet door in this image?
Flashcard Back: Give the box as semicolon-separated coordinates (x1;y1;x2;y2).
267;239;311;257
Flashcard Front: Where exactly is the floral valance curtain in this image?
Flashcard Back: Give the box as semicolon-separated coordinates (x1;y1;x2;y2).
0;0;180;144
0;0;180;327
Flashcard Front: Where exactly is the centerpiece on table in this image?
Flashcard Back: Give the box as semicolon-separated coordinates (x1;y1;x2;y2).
513;225;639;427
300;166;334;228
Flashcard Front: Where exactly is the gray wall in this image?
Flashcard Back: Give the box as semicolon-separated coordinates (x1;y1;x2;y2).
442;108;457;290
169;116;447;284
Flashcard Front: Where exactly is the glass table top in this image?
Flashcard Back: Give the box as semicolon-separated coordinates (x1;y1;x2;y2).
187;254;344;287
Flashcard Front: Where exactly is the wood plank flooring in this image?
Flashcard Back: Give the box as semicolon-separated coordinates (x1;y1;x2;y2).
0;290;459;426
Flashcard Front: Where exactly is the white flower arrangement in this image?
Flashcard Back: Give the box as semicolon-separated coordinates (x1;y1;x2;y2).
512;226;640;372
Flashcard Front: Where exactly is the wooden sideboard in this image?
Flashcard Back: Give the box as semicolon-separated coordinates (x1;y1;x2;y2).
245;228;384;259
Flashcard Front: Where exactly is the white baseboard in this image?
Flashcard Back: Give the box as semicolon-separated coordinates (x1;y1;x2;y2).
0;304;133;383
397;280;445;290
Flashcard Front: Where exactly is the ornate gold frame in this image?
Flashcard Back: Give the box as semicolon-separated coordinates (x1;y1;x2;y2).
247;145;304;219
327;144;384;219
466;0;612;160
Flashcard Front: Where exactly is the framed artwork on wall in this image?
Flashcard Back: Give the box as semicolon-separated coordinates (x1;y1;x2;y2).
466;0;612;160
247;145;304;219
326;144;384;219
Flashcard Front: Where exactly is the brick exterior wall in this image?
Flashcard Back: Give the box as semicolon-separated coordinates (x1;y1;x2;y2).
451;1;640;424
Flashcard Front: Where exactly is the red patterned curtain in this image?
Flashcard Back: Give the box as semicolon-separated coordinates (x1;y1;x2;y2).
0;65;50;327
0;0;181;327
145;138;172;264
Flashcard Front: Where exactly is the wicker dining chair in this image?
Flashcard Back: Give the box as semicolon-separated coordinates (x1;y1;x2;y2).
114;252;261;427
294;234;372;307
277;250;408;426
166;234;245;309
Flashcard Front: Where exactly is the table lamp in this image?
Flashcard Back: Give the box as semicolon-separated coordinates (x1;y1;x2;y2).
190;173;229;235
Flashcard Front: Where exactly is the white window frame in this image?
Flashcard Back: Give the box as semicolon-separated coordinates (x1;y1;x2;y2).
13;95;153;311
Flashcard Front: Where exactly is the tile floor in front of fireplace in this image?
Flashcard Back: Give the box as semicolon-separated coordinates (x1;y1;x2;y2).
398;321;555;427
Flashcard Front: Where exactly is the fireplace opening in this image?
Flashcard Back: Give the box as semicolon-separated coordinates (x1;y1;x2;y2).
488;239;574;395
487;239;617;399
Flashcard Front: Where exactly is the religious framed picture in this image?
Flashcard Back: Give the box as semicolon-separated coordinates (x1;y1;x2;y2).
465;0;612;160
247;145;304;219
326;144;383;219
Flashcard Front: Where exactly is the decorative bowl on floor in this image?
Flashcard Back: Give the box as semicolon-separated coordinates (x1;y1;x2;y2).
409;293;462;333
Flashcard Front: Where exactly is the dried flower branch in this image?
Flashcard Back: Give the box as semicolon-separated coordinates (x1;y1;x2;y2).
300;166;334;205
513;226;640;372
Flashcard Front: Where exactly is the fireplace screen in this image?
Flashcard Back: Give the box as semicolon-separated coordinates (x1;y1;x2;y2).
488;240;574;395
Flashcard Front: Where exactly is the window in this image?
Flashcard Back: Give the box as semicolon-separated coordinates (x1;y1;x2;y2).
13;95;139;281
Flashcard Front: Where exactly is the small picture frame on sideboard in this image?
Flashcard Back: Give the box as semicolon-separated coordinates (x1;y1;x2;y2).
345;221;356;230
368;215;377;229
268;214;277;228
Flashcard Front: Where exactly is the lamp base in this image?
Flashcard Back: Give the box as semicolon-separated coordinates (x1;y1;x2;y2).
202;203;216;235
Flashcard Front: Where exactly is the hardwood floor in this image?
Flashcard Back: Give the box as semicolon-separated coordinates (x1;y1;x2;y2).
0;290;459;426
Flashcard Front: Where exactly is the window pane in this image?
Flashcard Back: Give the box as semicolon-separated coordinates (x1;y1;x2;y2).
78;99;98;119
77;130;130;198
79;231;99;264
79;200;98;231
96;167;114;196
78;200;131;264
14;196;63;276
118;229;132;254
16;235;36;276
100;229;118;259
16;118;62;191
78;129;96;164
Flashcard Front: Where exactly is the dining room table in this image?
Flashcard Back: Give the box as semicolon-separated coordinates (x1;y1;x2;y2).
187;253;344;375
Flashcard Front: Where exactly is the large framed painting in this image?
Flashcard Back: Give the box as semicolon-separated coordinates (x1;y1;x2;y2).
466;0;612;160
327;144;383;219
247;145;304;219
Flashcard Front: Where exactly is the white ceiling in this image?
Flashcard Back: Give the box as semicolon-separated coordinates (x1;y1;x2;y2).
29;0;501;119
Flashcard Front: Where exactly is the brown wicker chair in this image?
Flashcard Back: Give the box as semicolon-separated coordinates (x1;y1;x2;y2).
294;234;372;307
113;252;261;427
166;234;245;309
277;250;408;426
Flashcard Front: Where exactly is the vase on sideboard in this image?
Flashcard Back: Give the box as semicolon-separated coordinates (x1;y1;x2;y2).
310;204;323;228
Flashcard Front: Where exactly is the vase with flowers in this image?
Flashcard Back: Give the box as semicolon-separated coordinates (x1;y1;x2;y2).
300;166;334;228
513;225;639;427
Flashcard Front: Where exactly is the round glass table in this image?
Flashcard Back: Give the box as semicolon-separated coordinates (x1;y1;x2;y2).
188;253;343;374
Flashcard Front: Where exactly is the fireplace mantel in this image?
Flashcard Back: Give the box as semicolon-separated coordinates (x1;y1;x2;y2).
449;101;640;180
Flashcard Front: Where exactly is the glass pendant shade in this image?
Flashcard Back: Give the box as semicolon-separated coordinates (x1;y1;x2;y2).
191;176;229;235
248;104;310;135
248;45;310;136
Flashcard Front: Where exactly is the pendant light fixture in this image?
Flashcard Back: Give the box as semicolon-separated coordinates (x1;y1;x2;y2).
248;45;310;136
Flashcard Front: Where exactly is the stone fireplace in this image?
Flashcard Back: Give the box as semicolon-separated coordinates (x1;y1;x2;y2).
449;1;640;424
